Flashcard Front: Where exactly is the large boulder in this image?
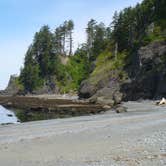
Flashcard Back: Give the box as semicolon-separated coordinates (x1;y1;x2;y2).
79;80;97;99
89;87;123;106
79;70;123;105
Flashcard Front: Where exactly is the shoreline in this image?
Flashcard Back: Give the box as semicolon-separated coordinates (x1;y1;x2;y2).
0;95;106;122
0;101;165;166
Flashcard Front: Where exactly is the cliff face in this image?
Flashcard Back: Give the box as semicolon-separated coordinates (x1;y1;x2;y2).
2;41;166;101
122;40;166;100
79;41;166;103
0;75;20;96
78;51;127;105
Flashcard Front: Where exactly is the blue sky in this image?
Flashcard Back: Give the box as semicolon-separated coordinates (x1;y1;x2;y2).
0;0;142;90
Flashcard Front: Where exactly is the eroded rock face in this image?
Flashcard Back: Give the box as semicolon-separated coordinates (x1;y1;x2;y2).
79;41;166;103
33;77;59;95
0;75;20;96
122;41;166;100
79;80;97;99
79;71;123;106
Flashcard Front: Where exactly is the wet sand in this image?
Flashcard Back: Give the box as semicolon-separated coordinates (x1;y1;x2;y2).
0;101;165;166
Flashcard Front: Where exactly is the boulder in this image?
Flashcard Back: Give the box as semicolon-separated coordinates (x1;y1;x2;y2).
115;106;127;113
79;80;97;99
103;105;112;109
79;70;123;106
88;87;122;106
96;97;115;106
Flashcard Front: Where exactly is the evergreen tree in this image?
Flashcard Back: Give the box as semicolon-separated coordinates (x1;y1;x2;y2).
33;25;55;78
54;27;63;55
93;22;106;59
20;46;42;92
67;20;74;56
86;19;97;60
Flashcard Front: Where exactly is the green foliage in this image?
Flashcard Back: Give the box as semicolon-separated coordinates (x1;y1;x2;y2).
54;20;74;56
90;51;128;85
33;25;56;77
142;25;166;45
20;63;43;92
20;46;44;92
19;0;165;94
13;77;24;90
111;0;166;52
67;54;90;88
57;49;90;93
86;20;109;61
155;0;166;29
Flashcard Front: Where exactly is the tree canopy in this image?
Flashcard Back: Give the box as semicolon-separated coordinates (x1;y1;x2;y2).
19;0;166;93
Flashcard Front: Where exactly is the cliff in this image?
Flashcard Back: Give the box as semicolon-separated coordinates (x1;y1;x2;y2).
79;40;166;104
122;40;166;100
0;75;20;96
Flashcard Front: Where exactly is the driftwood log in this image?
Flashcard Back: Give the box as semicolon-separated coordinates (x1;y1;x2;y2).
156;98;166;105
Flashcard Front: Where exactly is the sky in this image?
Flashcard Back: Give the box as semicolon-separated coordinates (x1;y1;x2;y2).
0;0;142;90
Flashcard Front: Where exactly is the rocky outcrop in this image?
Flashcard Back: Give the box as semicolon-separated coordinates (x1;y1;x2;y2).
0;96;104;122
0;75;20;96
0;75;60;96
79;40;166;103
79;80;97;99
33;77;59;95
122;40;166;100
79;70;123;106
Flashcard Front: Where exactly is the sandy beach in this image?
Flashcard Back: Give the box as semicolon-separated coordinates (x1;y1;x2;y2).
0;101;166;166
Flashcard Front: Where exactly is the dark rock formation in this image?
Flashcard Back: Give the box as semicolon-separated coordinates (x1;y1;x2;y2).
78;80;97;99
79;71;123;106
0;75;59;96
79;41;166;103
0;75;20;96
122;41;166;100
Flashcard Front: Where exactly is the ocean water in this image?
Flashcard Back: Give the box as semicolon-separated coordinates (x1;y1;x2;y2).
0;105;19;124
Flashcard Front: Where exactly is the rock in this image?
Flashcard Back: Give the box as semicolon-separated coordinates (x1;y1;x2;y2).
88;87;120;106
103;105;111;109
122;41;166;101
115;106;127;113
0;75;20;96
96;97;115;106
79;80;97;99
7;102;12;106
79;41;166;103
113;91;123;104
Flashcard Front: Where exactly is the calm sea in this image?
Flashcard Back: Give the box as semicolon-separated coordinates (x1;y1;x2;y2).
0;105;19;124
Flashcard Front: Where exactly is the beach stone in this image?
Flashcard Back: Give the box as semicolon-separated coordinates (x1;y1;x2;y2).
103;105;111;109
116;106;127;113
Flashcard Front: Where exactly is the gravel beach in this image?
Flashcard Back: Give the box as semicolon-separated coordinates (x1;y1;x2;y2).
0;101;166;166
